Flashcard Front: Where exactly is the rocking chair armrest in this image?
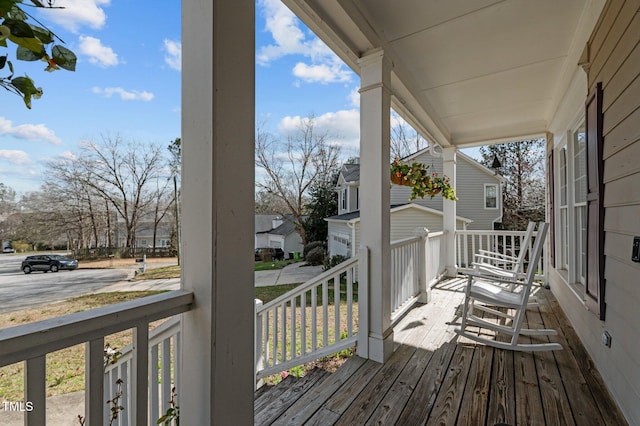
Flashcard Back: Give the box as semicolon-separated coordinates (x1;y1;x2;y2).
462;270;528;287
476;250;519;261
473;263;525;279
474;254;518;264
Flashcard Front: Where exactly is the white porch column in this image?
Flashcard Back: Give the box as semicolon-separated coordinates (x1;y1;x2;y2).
358;49;393;363
181;1;255;425
442;147;458;276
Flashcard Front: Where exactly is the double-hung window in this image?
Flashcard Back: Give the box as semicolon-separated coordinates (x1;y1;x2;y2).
484;184;498;209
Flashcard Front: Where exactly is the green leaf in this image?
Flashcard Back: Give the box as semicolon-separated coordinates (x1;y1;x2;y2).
30;24;53;44
8;34;43;53
0;38;6;48
16;45;44;61
0;0;17;14
4;19;33;38
11;75;42;109
0;55;6;69
7;5;27;21
52;45;76;71
7;59;13;74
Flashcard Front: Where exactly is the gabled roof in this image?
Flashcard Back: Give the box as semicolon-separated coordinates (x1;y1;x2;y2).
403;147;506;183
325;203;472;224
340;163;361;184
256;215;301;236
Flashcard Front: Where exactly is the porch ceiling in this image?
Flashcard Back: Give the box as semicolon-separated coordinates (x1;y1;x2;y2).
283;0;603;148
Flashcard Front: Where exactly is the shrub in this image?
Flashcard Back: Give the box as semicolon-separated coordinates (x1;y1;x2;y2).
306;247;326;266
303;241;326;259
323;254;348;271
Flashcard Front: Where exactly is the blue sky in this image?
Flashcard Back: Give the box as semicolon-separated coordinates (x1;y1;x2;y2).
1;0;477;195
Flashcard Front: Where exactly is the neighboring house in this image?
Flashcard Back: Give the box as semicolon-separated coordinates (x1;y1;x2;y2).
255;214;303;258
255;213;280;248
327;203;472;258
328;149;501;257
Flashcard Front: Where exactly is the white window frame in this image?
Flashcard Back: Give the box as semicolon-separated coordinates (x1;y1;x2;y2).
341;188;347;211
484;183;499;209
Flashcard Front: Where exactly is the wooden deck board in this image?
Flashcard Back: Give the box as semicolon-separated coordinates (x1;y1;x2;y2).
255;279;628;426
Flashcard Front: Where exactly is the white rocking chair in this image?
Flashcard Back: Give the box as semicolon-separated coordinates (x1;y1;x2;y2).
472;220;536;280
455;222;562;351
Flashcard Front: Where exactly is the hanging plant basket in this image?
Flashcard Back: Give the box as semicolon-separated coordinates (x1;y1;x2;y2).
390;173;406;186
390;158;458;201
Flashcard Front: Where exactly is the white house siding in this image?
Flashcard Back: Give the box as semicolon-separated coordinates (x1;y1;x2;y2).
390;151;501;230
350;208;467;257
549;2;640;424
283;232;303;257
328;221;353;257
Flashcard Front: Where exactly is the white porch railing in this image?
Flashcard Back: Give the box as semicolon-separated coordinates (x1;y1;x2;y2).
456;229;546;280
104;316;181;425
0;290;193;426
390;235;424;322
254;249;366;381
390;230;446;323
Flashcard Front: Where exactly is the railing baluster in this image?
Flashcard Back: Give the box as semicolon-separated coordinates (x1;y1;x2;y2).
280;302;287;362
25;355;46;426
161;338;171;417
301;292;307;355
290;296;296;359
86;338;104;426
334;275;340;344
132;324;149;426
347;270;353;337
150;343;160;422
322;280;329;346
311;288;317;350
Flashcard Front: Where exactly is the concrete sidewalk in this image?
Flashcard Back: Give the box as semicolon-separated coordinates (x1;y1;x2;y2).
94;261;323;292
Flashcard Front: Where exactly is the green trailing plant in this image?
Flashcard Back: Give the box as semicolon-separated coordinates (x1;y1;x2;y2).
390;157;458;201
0;0;77;108
157;386;180;426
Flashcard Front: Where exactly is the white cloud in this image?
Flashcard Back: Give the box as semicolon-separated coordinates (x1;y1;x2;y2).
0;117;62;145
348;87;360;107
0;150;31;165
163;39;181;71
257;0;352;85
42;0;110;32
78;36;119;67
292;63;351;84
92;87;154;101
58;151;76;160
278;109;360;150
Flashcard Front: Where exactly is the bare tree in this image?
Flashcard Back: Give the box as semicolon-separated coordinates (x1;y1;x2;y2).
480;139;545;230
391;111;428;160
255;116;341;246
75;135;165;249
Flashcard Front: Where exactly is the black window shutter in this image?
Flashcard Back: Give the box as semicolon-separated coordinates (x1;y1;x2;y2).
585;82;605;320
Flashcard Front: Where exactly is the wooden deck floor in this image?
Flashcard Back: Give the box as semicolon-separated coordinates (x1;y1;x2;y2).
255;277;628;425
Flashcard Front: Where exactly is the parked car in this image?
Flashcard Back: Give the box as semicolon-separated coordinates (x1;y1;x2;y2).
254;248;285;261
21;255;79;274
2;246;15;253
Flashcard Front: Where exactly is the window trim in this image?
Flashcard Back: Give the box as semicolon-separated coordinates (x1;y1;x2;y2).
484;183;499;210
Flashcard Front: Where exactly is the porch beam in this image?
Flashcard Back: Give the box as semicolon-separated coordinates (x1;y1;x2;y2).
442;147;458;276
358;48;393;363
181;0;255;424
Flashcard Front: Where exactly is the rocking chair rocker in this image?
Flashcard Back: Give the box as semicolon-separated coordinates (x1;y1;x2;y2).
455;222;562;351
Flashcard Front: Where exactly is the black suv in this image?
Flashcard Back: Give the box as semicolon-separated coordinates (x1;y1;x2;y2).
21;255;79;274
255;248;285;261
